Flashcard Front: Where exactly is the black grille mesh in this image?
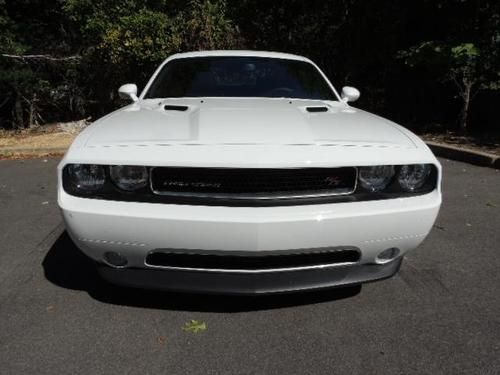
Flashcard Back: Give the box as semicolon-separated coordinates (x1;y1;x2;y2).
151;167;357;199
146;249;361;270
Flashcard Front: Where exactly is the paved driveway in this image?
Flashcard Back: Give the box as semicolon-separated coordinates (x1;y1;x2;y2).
0;158;499;374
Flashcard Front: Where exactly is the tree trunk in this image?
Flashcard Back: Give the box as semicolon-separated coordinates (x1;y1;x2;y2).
13;96;24;129
28;98;34;128
458;82;472;134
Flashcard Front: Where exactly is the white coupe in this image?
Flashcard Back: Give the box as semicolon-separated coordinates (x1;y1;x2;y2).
58;51;442;294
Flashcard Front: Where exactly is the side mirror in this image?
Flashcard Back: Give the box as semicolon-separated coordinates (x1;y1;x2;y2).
341;86;360;103
118;83;138;102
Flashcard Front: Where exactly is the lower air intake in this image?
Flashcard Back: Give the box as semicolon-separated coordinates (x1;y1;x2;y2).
145;249;361;272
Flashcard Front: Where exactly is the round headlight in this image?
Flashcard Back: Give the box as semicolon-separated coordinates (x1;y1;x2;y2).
358;166;395;192
67;164;106;193
398;164;431;191
110;165;148;191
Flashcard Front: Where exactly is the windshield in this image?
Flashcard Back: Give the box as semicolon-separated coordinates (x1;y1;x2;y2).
144;56;336;100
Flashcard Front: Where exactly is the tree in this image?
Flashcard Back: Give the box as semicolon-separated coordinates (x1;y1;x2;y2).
399;41;499;132
0;0;499;132
174;0;242;51
0;1;41;128
0;0;84;128
64;0;242;115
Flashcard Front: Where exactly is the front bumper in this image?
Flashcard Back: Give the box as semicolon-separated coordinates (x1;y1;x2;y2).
59;187;440;293
97;258;403;295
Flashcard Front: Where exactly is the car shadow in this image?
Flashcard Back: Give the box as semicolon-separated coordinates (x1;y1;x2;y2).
42;231;361;312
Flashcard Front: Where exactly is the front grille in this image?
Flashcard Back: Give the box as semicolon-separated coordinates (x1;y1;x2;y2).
145;249;361;272
150;167;357;201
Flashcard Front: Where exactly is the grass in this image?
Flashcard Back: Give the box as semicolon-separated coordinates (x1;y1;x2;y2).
0;131;75;149
0;123;78;158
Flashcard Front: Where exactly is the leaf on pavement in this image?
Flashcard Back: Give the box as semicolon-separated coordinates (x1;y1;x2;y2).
157;336;166;345
182;320;207;333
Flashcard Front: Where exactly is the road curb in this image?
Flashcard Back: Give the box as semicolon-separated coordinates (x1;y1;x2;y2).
426;141;499;169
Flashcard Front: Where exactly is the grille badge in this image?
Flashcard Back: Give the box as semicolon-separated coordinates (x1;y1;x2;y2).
162;180;222;189
324;176;344;187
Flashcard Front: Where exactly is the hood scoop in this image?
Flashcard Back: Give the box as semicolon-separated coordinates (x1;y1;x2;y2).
164;104;189;112
306;106;328;113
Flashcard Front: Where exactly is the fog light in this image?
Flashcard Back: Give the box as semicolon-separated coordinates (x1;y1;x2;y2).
104;251;128;267
376;248;400;263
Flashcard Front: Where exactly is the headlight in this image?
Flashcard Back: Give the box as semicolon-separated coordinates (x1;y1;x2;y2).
398;164;431;191
358;165;395;192
110;165;148;191
66;164;106;193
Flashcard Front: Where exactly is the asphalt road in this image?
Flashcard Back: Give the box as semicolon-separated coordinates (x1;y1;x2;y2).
0;158;499;374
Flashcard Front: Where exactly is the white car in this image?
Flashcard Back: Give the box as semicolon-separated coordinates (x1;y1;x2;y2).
58;50;442;294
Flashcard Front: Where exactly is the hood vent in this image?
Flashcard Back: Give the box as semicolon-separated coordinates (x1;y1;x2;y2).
306;106;328;113
164;105;189;112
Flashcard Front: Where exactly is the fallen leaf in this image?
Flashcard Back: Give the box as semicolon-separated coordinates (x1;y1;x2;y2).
466;223;472;227
486;202;497;208
46;305;54;312
157;336;166;345
182;320;207;333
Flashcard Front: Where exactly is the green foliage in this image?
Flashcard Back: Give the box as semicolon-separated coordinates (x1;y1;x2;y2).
0;2;26;55
400;39;499;131
0;0;242;128
0;0;499;132
0;1;27;127
401;42;480;76
174;0;242;51
82;0;241;95
400;41;479;86
100;10;176;66
93;8;179;97
64;0;169;37
63;0;242;112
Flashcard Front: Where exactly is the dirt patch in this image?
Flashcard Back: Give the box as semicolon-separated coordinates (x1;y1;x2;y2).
0;132;76;149
0;152;64;161
0;120;87;158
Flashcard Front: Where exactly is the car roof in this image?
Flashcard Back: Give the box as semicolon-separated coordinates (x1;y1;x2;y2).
168;50;312;63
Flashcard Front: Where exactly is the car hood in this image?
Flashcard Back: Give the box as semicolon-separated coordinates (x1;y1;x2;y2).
83;98;416;148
